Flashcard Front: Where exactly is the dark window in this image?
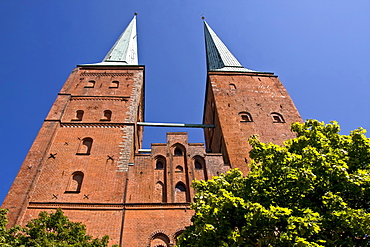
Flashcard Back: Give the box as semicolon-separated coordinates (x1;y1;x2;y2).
77;138;93;155
156;160;164;169
229;83;236;90
271;112;285;123
66;172;84;193
239;112;253;122
109;81;119;88
195;160;203;169
175;166;183;173
101;110;112;121
175;182;186;192
174;148;183;156
73;110;84;121
85;80;95;88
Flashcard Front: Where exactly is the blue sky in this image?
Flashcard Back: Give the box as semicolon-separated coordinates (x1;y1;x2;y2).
1;1;370;204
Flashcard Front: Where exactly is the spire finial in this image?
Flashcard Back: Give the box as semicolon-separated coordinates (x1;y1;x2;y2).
134;12;138;16
201;16;205;20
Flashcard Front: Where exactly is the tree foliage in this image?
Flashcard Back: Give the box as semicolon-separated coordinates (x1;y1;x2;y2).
0;208;117;247
177;120;370;246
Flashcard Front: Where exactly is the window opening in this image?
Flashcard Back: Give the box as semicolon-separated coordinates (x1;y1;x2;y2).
154;181;166;203
73;110;84;121
195;160;203;169
271;112;285;123
101;110;112;121
156;160;164;169
175;182;186;192
239;112;253;122
85;80;95;88
77;138;93;155
66;172;84;193
174;148;183;156
109;81;119;88
175;166;183;173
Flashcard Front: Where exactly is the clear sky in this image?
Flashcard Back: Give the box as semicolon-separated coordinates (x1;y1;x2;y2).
1;1;370;204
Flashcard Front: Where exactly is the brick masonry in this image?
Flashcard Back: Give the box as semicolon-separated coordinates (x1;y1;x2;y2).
2;65;302;246
203;71;302;175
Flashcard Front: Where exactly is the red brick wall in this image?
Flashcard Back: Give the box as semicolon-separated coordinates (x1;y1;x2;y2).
2;65;145;247
122;132;224;246
204;72;302;175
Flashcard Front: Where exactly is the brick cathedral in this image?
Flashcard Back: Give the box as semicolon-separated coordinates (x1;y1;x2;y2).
2;15;301;246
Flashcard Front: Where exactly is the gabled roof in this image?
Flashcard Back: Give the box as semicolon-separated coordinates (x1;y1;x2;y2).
204;21;255;72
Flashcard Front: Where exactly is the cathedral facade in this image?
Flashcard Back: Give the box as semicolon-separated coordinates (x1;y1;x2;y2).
2;15;301;246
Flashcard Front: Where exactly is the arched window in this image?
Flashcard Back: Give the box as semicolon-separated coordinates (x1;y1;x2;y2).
85;80;95;88
175;182;186;192
66;172;84;193
195;160;203;169
239;112;253;122
175;166;183;173
73;110;84;121
101;110;112;121
155;156;166;170
271;112;285;123
150;233;170;247
156;160;164;169
174;148;183;156
77;138;93;155
109;81;119;88
174;230;185;245
229;83;236;90
154;181;166;203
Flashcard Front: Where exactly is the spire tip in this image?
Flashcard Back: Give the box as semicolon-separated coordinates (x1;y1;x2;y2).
134;12;138;16
201;16;205;20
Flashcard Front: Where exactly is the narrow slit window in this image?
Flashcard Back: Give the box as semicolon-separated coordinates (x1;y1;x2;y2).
85;80;95;88
109;81;119;88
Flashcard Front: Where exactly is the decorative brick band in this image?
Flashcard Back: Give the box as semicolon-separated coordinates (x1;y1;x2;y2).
80;72;134;77
71;97;128;101
124;203;191;210
61;123;126;128
28;202;124;210
27;202;190;211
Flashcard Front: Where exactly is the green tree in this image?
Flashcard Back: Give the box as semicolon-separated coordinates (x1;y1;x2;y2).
177;120;370;246
0;208;117;247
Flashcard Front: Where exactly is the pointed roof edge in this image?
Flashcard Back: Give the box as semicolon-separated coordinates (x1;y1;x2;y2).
80;15;138;66
203;20;257;73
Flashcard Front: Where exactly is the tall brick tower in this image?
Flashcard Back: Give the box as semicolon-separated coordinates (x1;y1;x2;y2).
2;17;303;247
202;20;302;175
2;15;144;245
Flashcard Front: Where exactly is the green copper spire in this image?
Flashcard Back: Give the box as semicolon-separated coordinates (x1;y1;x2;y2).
102;15;138;65
204;20;254;72
83;15;138;66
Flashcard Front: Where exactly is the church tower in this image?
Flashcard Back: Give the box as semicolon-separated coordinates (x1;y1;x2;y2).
3;16;303;247
202;20;302;175
2;15;144;245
